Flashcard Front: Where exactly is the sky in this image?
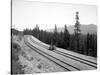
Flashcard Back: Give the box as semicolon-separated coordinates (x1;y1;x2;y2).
12;0;97;31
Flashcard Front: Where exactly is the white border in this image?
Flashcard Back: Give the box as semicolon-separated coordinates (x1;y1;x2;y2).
0;0;99;75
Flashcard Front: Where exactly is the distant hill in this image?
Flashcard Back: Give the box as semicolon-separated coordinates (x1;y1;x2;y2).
47;24;97;34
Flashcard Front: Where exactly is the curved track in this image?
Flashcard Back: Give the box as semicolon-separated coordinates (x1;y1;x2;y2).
25;38;81;71
30;37;97;69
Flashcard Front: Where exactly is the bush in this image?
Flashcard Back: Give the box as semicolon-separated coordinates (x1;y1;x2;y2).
12;42;21;51
11;42;24;74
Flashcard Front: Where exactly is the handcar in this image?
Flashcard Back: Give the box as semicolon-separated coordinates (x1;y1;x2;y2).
48;45;56;50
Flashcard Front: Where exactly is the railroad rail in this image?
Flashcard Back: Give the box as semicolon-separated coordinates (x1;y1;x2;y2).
29;37;97;69
24;38;81;71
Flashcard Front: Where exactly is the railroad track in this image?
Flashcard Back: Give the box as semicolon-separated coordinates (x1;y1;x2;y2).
30;37;97;69
24;38;81;71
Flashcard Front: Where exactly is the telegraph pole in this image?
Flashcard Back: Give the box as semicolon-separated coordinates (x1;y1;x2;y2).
36;24;40;39
74;12;81;52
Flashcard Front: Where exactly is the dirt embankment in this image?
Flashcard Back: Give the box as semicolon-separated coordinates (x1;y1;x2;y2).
11;35;65;74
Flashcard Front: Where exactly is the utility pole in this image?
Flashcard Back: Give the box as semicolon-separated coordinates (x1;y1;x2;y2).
36;24;39;39
74;12;81;52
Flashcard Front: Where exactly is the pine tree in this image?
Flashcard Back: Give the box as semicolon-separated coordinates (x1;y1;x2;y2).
53;24;58;46
74;12;81;52
32;24;40;39
63;24;70;49
57;31;64;48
